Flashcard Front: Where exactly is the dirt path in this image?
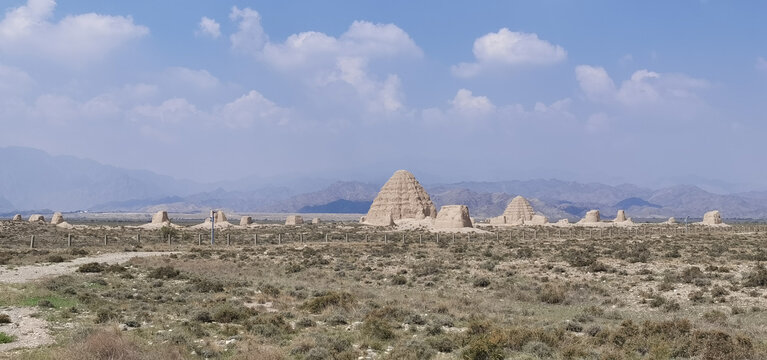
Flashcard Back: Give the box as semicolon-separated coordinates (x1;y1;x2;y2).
0;307;54;352
0;252;178;284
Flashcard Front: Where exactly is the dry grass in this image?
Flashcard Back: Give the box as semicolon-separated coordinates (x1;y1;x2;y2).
1;221;767;359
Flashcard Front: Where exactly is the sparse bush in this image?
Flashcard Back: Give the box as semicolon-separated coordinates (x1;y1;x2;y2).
47;255;65;263
212;303;253;323
300;292;354;314
77;262;105;273
391;275;407;285
95;308;117;323
473;277;491;288
539;284;566;304
0;314;11;324
361;317;395;341
260;284;281;297
148;266;180;279
743;265;767;287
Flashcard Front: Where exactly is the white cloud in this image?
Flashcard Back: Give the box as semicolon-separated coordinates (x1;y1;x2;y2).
219;90;290;128
576;65;708;107
198;17;221;38
0;0;148;63
227;9;420;116
452;29;566;77
319;57;404;113
165;67;220;90
229;7;267;54
131;98;201;125
450;89;495;116
575;65;616;102
757;57;767;73
586;112;610;133
259;20;422;70
0;63;35;95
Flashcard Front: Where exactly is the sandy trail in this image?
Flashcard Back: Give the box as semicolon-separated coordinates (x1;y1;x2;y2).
0;307;54;352
0;252;177;284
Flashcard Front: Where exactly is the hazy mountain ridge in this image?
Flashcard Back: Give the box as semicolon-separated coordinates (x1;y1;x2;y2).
4;146;767;219
0;147;206;211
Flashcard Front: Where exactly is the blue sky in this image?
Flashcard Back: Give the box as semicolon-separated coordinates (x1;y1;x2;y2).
1;0;766;191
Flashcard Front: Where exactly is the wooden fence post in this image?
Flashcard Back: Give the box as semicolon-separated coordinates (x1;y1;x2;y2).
227;233;231;246
67;234;72;247
104;235;108;246
29;235;35;249
198;234;202;246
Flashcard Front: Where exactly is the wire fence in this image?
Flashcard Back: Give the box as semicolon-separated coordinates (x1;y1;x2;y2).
3;224;764;250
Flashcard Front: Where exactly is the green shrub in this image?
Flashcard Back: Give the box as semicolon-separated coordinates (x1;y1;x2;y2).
0;332;15;344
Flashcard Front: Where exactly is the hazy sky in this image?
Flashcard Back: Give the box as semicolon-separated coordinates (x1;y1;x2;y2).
1;0;766;189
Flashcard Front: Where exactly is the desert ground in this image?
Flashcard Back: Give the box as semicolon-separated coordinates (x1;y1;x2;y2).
0;218;766;359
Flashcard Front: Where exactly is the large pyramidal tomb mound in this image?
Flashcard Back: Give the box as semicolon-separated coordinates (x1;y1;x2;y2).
362;170;437;226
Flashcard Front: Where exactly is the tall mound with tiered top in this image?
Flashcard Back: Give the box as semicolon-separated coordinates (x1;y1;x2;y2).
503;196;536;225
362;170;436;226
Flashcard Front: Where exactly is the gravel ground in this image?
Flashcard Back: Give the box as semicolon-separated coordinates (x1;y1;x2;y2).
0;251;178;284
0;307;53;352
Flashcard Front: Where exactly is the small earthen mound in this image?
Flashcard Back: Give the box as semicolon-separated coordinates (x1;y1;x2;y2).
28;215;45;222
152;211;170;224
579;210;600;223
702;210;723;225
665;217;677;224
614;210;627;222
312;218;321;224
240;216;253;226
50;212;64;225
434;205;473;229
12;214;22;221
528;214;549;225
215;210;227;223
286;215;304;225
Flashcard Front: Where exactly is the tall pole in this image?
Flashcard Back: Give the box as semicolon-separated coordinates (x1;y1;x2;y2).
210;210;215;245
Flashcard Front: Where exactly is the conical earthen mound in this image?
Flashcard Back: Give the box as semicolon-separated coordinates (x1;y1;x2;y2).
502;196;536;225
363;170;436;226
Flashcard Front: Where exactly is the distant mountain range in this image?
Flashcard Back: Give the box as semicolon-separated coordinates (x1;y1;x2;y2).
3;146;767;219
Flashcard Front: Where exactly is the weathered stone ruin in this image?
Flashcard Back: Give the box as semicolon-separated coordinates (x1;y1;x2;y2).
286;215;304;225
28;214;44;222
614;210;627;222
215;210;228;223
152;211;170;224
434;205;473;229
528;214;549;225
489;215;506;225
362;170;437;226
665;217;677;224
312;218;321;224
240;216;253;226
702;210;723;225
579;210;600;223
12;214;22;221
51;212;64;225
